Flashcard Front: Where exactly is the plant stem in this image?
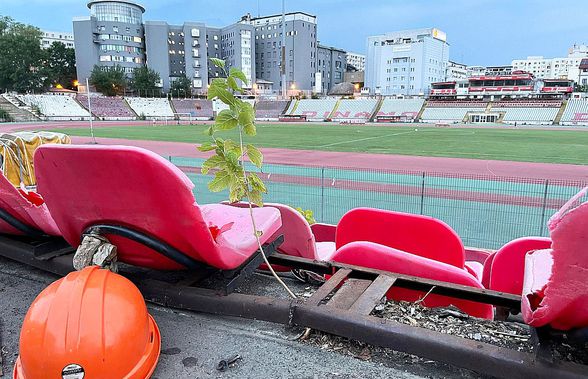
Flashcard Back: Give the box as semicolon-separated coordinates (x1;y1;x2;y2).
238;126;297;299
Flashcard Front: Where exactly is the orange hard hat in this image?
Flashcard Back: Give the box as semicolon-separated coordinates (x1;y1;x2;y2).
14;266;160;379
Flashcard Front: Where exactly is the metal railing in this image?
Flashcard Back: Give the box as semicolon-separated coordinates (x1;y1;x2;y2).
168;156;586;250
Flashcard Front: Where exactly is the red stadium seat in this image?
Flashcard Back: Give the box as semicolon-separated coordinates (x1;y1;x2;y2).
34;145;281;270
336;208;465;268
487;237;552;295
522;188;588;330
0;172;60;236
228;203;492;319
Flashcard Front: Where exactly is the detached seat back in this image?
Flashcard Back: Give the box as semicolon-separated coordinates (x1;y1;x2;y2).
336;208;466;268
34;145;281;270
522;188;588;330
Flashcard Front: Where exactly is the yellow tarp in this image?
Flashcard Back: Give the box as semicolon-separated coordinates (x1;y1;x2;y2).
0;131;71;187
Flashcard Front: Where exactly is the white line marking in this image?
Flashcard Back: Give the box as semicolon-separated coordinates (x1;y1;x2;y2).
317;130;415;148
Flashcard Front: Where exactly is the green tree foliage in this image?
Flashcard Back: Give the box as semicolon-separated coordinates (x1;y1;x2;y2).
131;66;161;96
0;16;45;92
89;65;127;96
170;75;192;97
42;42;76;90
198;59;265;206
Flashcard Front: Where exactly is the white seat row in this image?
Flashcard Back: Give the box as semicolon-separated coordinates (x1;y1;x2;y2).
500;107;559;124
331;99;379;121
125;97;174;118
560;99;588;125
288;99;338;121
377;99;424;120
17;95;90;119
420;107;481;122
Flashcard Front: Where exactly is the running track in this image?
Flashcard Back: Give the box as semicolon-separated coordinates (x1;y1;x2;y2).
2;121;587;181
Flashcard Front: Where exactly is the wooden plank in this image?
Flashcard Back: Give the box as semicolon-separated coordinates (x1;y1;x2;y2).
349;275;397;315
305;268;351;307
326;279;372;310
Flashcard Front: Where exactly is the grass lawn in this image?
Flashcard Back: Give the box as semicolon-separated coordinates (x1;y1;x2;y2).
51;123;588;164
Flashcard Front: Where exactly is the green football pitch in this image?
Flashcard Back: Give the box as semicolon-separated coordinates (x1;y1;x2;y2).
52;123;588;164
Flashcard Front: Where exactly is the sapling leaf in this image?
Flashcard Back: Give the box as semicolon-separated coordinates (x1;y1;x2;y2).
230;67;248;86
208;170;232;192
209;57;225;69
215;109;239;130
246;144;263;168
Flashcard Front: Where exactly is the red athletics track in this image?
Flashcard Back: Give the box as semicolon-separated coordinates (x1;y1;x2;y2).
2;121;587;181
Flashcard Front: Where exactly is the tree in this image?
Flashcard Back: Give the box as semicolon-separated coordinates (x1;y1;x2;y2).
170;76;192;97
89;65;127;96
131;66;160;96
0;16;45;93
42;42;76;90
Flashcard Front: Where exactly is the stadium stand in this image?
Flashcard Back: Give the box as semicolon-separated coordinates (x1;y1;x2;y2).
171;99;214;120
0;94;38;122
560;98;588;125
77;95;135;120
255;100;289;120
125;97;174;119
420;100;488;123
492;101;561;125
331;99;379;122
287;99;338;121
376;98;425;122
16;94;90;120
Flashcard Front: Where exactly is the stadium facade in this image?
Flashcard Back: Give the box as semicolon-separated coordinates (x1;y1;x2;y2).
511;44;588;81
73;0;146;80
346;52;366;72
365;28;449;96
243;12;321;93
41;30;74;49
73;3;346;94
143;21;255;92
316;44;347;94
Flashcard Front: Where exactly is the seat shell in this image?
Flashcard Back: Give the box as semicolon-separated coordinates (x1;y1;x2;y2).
35;144;280;270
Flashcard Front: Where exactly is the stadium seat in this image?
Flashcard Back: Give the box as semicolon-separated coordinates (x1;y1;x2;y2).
484;236;552;295
522;187;588;330
34;144;282;270
227;202;492;319
0;172;60;237
493;101;560;125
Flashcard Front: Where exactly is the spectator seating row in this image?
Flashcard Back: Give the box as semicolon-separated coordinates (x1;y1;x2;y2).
171;99;214;119
287;99;338;121
560;99;588;125
331;99;379;121
16;95;90;120
376;98;425;121
76;95;135;120
255;100;289;120
125;97;175;119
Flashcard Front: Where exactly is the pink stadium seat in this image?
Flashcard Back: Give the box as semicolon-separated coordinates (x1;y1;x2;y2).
522;188;588;330
336;208;466;268
34;145;281;270
0;173;60;236
334;241;493;319
228;203;492;318
486;237;552;295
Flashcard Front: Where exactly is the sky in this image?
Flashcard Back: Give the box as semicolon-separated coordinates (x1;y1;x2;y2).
1;0;587;66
